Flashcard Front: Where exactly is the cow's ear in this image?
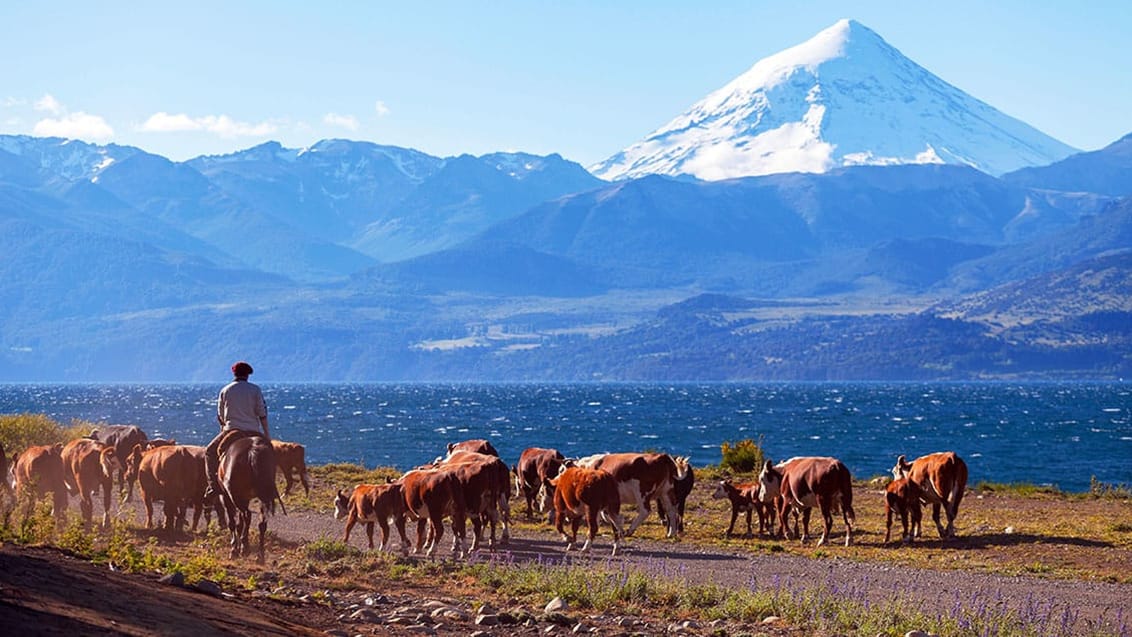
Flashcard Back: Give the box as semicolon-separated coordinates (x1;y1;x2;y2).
446;442;455;453
762;460;774;472
132;443;143;455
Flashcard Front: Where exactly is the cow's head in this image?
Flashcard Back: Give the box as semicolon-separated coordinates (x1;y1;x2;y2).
711;479;733;500
99;447;120;481
537;474;560;513
123;443;144;484
333;488;351;520
757;460;782;502
891;455;913;480
673;455;691;481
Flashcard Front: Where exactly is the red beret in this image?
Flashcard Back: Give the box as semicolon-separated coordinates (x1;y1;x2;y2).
231;361;254;377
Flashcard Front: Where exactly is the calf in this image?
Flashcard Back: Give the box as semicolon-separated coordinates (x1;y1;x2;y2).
893;451;968;539
513;447;566;522
711;479;774;538
884;477;923;544
89;425;148;500
400;468;467;558
61;438;120;528
334;483;411;553
759;457;855;547
658;456;694;532
539;466;624;555
271;439;311;497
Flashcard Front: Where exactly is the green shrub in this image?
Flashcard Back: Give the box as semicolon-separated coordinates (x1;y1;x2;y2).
0;413;95;455
720;437;766;474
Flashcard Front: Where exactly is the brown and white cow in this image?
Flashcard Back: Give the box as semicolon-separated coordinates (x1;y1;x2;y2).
758;457;855;547
400;467;467;558
433;449;511;550
334;483;411;553
124;443;203;532
658;456;694;533
575;452;685;538
892;451;968;539
13;443;69;523
514;447;566;522
447;439;499;457
271;439;311;497
884;476;923;544
539;465;624;555
61;437;120;528
89;424;148;499
712;478;775;538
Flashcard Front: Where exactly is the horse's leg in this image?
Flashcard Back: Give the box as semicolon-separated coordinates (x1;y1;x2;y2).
257;504;267;564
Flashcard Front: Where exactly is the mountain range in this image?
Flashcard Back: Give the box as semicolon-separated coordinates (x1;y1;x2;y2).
1;19;1130;382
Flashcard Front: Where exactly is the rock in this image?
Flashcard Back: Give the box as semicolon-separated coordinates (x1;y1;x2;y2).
323;630;351;637
193;579;222;597
571;622;589;633
762;615;782;624
1004;526;1016;534
349;608;381;622
158;571;185;587
904;631;931;637
474;613;499;626
545;596;569;612
364;594;388;606
543;612;573;626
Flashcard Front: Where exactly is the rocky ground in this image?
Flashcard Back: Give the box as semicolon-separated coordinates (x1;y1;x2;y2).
1;481;1130;636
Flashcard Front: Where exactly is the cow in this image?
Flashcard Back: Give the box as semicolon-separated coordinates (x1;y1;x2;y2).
573;452;685;538
145;438;177;450
89;425;148;500
712;478;775;538
61;438;120;528
513;447;566;522
12;443;69;524
539;465;624;555
433;449;511;550
658;456;693;533
124;444;202;532
884;477;923;544
400;467;467;558
892;451;968;539
271;439;311;498
334;483;411;553
181;445;226;532
758;457;855;547
446;439;499;457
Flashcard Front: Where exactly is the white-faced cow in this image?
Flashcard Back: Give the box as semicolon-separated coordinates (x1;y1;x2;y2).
431;450;510;551
892;451;968;539
513;447;566;522
539;465;624;555
572;452;686;538
334;483;411;553
758;456;855;547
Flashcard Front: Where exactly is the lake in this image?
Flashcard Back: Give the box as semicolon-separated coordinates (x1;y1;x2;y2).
1;382;1129;492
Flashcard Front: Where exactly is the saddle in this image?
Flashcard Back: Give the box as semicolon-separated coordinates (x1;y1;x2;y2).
217;428;264;456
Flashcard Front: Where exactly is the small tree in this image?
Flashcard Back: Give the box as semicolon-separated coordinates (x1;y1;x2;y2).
720;437;766;474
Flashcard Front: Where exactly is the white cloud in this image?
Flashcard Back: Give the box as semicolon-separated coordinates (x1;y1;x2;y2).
34;94;64;115
323;112;359;130
139;112;277;137
375;100;390;116
3;97;25;108
33;112;114;140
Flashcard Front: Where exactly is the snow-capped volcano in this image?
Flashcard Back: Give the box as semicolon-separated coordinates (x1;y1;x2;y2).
591;19;1078;181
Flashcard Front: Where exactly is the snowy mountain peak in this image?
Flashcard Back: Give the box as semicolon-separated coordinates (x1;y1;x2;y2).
590;20;1077;181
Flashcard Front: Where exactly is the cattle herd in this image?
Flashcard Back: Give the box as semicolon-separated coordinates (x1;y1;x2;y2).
1;425;970;564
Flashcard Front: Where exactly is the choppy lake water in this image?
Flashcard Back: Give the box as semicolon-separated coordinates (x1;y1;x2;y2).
2;382;1129;492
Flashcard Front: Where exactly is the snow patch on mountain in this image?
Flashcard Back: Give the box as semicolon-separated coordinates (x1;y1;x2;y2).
591;19;1078;181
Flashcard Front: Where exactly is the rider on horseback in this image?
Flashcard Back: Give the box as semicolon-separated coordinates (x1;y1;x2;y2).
204;361;270;500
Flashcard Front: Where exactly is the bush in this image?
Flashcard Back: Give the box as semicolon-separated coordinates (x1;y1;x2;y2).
0;413;92;456
720;437;766;474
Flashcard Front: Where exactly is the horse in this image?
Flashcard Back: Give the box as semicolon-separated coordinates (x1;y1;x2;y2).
216;433;285;563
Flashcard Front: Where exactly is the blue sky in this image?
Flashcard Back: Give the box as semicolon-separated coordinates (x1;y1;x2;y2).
2;1;1129;166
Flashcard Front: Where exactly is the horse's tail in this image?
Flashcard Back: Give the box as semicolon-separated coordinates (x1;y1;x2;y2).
249;440;282;516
